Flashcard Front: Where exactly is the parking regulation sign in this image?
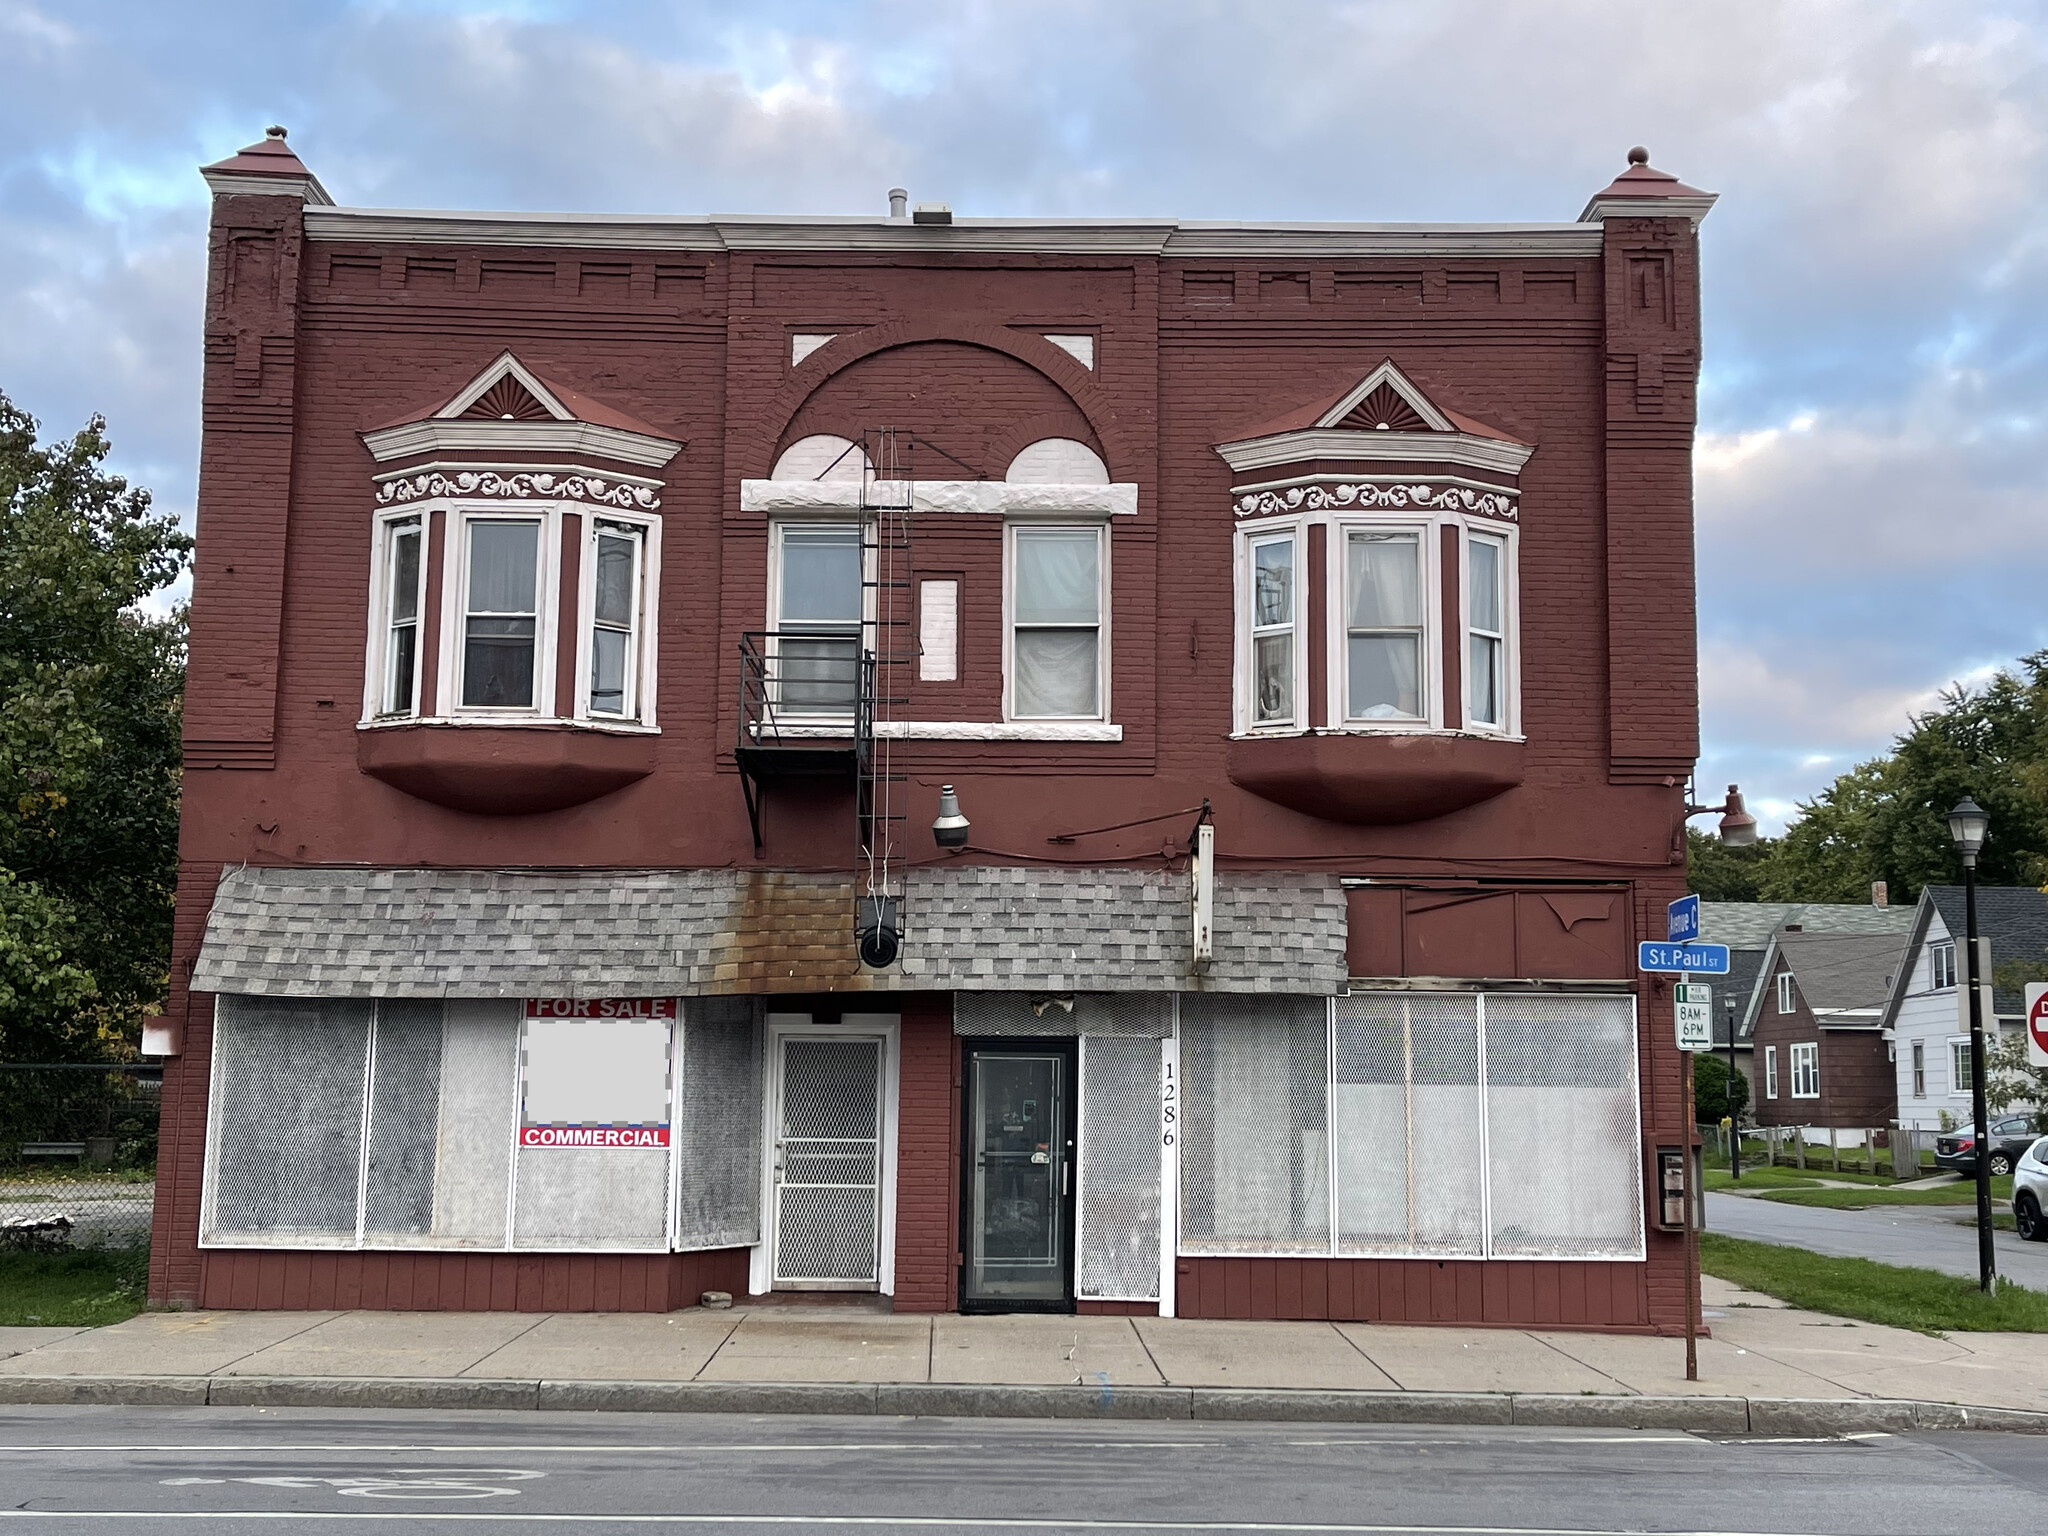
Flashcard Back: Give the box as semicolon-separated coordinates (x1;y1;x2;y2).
2028;983;2048;1068
1675;983;1713;1052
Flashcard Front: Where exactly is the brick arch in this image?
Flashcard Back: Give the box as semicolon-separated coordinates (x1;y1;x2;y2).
747;320;1137;481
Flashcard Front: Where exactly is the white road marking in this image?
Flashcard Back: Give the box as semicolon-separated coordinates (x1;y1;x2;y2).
159;1470;545;1500
0;1515;1862;1533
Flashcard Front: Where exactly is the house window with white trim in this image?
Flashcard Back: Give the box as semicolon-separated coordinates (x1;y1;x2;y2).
1008;525;1106;721
1776;972;1795;1015
1344;528;1424;722
587;521;645;719
1764;1045;1778;1099
1790;1041;1819;1099
1467;532;1507;729
377;515;424;717
1248;532;1296;726
1930;940;1957;991
1912;1040;1926;1098
771;523;863;715
1951;1039;1973;1094
460;517;544;710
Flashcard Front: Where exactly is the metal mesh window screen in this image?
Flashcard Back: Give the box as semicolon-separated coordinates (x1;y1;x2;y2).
1333;993;1484;1257
1483;994;1643;1259
204;996;371;1246
1179;995;1330;1254
675;997;763;1250
1077;1035;1161;1299
362;1000;443;1242
774;1037;882;1283
954;993;1172;1037
427;1000;519;1247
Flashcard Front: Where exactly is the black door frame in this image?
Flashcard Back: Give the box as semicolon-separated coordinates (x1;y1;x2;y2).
957;1037;1079;1315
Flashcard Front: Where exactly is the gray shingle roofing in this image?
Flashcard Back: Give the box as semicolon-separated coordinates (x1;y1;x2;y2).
1699;901;1915;948
1923;885;2048;1015
1776;930;1914;1020
190;865;1347;998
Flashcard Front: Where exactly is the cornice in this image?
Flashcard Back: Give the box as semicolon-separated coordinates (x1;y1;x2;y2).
1233;481;1520;522
1577;193;1718;227
371;459;666;491
203;168;335;206
373;469;661;511
1214;428;1535;476
302;205;1608;260
361;418;683;469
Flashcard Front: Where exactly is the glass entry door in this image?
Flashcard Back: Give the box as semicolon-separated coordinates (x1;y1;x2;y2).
962;1044;1075;1311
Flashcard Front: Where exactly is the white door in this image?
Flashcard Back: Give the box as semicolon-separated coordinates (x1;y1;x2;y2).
771;1034;884;1288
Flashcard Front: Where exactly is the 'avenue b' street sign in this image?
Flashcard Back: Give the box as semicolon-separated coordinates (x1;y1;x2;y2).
1638;941;1731;975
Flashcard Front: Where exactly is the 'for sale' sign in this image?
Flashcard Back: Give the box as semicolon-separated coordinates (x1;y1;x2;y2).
2027;983;2048;1068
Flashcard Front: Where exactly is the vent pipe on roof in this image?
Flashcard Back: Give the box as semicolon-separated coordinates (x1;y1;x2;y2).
888;187;908;219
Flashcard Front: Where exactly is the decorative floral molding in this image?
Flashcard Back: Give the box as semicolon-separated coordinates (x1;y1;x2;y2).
1234;482;1517;520
375;471;660;509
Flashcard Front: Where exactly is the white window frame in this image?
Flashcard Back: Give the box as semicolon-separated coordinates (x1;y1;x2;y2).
1764;1045;1779;1099
1911;1039;1926;1098
575;510;661;726
1776;972;1795;1015
1003;521;1110;724
1462;528;1514;733
438;506;559;718
1950;1037;1973;1096
765;519;871;725
1234;521;1305;732
1930;940;1957;991
1789;1040;1819;1099
364;510;428;721
1228;504;1519;738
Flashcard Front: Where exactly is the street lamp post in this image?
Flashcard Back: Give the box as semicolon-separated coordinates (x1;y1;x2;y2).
1946;796;1998;1295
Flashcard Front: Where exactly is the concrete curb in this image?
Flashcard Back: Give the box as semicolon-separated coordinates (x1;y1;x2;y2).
0;1376;2040;1434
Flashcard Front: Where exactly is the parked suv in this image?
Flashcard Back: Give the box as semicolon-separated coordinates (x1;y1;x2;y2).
1936;1115;2042;1177
2015;1137;2048;1242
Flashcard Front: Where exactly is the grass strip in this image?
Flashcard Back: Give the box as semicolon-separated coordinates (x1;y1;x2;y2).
1756;1177;2014;1209
0;1247;150;1327
1699;1232;2048;1334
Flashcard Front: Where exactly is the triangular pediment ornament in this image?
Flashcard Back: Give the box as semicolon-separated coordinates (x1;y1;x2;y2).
1315;360;1454;433
436;352;574;423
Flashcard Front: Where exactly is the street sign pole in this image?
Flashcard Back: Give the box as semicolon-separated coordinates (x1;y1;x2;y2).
1644;940;1721;1383
1681;1036;1699;1383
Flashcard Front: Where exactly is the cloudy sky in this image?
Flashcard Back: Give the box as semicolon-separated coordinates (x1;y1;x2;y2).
3;0;2044;829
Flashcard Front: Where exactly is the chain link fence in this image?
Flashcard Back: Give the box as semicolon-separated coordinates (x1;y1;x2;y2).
0;1065;159;1253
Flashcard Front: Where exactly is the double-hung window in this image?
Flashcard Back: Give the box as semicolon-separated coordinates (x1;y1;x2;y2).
1009;526;1105;720
461;519;542;709
1951;1040;1973;1094
379;516;424;716
1789;1041;1819;1099
1930;941;1957;990
1776;972;1795;1015
1911;1040;1926;1098
1248;533;1296;727
1344;529;1424;722
1467;533;1506;729
588;521;644;719
1764;1045;1778;1098
774;524;862;714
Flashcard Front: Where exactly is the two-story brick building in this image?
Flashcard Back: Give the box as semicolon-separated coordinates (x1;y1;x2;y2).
149;130;1715;1330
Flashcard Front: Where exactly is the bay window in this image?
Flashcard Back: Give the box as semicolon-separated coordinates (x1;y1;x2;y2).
1345;529;1423;721
1467;533;1506;729
588;521;644;718
1248;533;1296;726
461;518;542;709
1009;525;1106;720
379;515;424;717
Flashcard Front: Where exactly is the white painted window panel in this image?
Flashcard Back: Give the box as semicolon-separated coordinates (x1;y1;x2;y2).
919;579;959;682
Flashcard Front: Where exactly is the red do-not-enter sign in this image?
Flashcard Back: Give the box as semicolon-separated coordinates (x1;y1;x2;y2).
2027;983;2048;1068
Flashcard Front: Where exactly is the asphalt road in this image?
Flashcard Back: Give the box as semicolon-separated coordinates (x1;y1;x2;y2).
1706;1191;2048;1290
0;1406;2041;1535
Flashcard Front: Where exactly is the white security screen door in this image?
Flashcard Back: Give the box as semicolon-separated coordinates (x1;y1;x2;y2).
772;1035;884;1288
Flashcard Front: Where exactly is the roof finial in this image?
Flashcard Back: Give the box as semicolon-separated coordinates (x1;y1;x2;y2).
1627;145;1649;166
266;125;288;140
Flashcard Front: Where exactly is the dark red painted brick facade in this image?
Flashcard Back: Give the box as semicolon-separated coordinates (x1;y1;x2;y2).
162;149;1708;1332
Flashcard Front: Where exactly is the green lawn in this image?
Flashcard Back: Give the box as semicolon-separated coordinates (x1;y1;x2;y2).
1699;1233;2048;1334
0;1248;149;1327
1704;1165;1828;1192
1755;1176;2014;1209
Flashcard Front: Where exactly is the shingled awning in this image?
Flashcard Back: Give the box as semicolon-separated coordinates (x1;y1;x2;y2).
190;865;1346;998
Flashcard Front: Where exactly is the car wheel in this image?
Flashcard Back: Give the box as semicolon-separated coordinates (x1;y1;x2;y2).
2019;1193;2047;1242
1990;1151;2014;1177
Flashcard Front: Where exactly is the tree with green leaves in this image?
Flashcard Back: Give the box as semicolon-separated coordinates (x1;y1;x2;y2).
1985;1033;2047;1133
1685;826;1779;901
0;391;190;1061
1692;1051;1750;1126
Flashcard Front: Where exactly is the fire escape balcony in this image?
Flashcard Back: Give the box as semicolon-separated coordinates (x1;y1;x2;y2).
735;630;878;854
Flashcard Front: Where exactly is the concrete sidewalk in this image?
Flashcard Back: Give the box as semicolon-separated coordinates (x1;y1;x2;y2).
1;1277;2043;1433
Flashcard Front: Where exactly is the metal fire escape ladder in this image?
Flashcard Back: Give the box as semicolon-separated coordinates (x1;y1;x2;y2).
857;428;917;891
